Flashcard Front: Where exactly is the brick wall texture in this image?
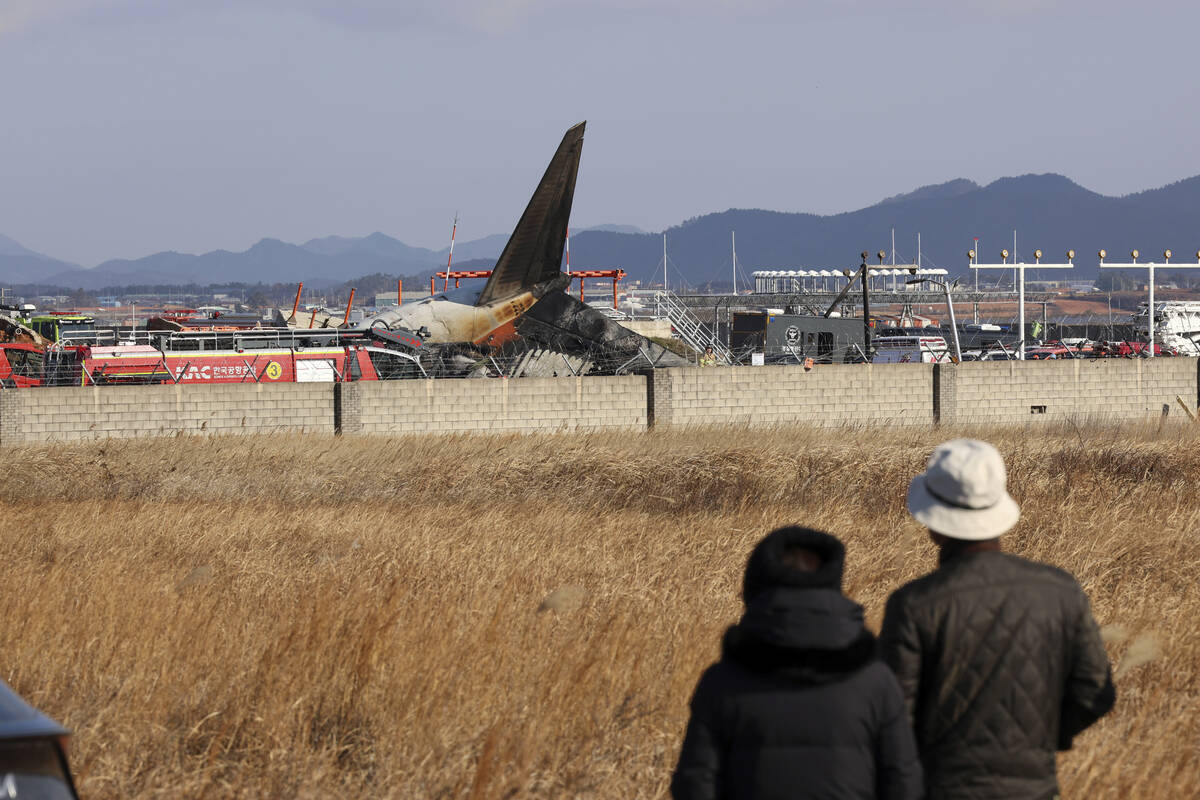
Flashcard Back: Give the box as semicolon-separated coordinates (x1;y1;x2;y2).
337;376;648;436
936;359;1198;425
0;383;333;444
648;364;935;429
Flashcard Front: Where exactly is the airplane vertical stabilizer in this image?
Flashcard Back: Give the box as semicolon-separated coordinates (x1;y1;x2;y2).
476;122;585;307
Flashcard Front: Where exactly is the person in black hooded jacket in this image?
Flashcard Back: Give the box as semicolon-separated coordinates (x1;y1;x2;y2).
671;526;923;800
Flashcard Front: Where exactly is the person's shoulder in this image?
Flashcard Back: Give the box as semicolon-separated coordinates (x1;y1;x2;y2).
842;660;908;716
691;658;758;698
894;552;1083;597
687;656;785;718
997;552;1086;593
853;659;904;690
886;568;943;608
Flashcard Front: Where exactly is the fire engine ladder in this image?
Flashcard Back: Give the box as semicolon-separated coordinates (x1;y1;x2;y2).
654;291;732;364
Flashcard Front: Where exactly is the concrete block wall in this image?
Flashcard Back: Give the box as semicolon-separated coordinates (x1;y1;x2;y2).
337;376;647;436
0;383;334;444
935;359;1198;425
0;359;1195;446
648;364;935;429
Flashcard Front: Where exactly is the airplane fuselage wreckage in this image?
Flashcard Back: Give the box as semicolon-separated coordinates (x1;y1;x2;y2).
281;122;686;377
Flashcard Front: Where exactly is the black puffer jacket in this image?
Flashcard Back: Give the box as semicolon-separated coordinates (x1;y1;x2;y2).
879;550;1115;800
672;528;923;800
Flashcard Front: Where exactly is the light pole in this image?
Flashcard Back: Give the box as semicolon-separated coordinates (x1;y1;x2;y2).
907;276;962;362
1098;249;1200;357
969;248;1074;360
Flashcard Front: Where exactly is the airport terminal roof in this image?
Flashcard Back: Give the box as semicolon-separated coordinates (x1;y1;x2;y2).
752;268;949;277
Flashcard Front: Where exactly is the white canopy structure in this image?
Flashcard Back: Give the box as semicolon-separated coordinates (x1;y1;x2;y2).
752;267;948;294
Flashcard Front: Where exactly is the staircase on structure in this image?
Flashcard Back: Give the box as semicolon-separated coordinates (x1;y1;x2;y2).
654;291;732;364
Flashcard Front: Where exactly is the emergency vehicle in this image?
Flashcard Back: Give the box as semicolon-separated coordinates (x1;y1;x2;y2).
28;314;104;345
0;327;426;386
871;334;953;363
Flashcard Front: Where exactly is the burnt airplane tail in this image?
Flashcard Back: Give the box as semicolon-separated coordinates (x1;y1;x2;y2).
476;121;585;307
517;291;689;372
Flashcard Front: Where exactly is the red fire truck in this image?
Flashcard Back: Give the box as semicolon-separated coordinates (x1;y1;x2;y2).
0;328;426;387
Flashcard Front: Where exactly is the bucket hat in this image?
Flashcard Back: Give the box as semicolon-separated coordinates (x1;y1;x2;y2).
906;439;1019;540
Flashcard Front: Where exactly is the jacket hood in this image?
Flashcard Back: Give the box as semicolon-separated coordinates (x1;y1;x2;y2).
722;586;876;685
742;526;845;602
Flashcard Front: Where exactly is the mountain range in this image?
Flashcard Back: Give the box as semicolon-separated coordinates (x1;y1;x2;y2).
0;225;647;291
5;174;1200;291
569;174;1200;288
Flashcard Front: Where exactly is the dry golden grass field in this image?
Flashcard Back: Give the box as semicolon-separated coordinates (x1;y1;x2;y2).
2;423;1197;798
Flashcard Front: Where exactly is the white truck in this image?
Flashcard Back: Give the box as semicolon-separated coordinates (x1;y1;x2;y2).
872;334;952;363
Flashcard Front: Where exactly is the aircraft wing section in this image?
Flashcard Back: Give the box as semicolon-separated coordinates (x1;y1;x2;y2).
476;121;585;307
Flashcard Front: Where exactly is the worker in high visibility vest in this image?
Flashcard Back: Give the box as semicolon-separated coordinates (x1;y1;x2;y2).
700;345;718;367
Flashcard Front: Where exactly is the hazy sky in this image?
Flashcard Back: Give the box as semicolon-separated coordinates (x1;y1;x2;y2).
1;0;1196;265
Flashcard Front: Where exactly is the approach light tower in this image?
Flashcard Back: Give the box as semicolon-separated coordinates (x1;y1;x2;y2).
969;248;1074;360
1099;249;1200;357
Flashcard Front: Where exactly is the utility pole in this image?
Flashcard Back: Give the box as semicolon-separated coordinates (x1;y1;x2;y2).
892;228;897;292
444;214;458;292
973;237;979;293
971;238;979;323
861;251;873;359
731;231;737;295
906;275;962;362
662;233;668;293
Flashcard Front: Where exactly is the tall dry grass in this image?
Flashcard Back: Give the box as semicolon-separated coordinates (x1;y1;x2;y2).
1;422;1197;798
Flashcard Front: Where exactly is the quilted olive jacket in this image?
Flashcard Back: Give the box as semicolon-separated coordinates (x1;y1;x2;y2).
879;550;1115;800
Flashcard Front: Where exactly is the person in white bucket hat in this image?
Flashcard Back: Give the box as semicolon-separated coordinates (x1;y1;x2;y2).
905;438;1019;541
880;439;1115;800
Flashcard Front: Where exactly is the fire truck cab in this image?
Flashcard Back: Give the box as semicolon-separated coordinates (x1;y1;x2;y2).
29;314;98;345
0;343;47;387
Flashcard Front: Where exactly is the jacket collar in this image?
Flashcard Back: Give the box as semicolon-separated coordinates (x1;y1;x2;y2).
721;587;877;684
937;539;1002;566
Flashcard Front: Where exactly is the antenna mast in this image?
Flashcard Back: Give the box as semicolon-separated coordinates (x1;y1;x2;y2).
731;230;737;294
973;236;979;293
663;233;668;293
892;228;897;292
444;213;458;292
